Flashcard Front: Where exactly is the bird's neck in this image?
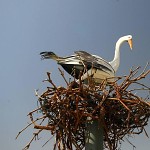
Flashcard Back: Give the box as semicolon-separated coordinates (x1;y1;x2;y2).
110;38;124;72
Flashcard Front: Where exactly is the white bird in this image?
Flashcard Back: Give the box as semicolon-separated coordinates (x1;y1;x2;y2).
40;35;133;83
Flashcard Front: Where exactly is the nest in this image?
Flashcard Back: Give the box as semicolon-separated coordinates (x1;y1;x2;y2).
16;66;150;150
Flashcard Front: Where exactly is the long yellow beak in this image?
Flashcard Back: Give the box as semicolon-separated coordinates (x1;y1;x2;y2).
128;39;133;50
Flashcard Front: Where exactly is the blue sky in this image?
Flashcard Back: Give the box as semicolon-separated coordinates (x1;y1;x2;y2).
0;0;150;150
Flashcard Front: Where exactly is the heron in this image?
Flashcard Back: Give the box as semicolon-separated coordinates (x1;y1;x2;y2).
40;35;133;83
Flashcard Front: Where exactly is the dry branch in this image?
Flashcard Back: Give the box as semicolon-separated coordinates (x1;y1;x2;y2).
17;66;150;150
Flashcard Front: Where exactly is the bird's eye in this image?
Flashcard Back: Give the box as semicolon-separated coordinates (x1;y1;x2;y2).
128;36;132;39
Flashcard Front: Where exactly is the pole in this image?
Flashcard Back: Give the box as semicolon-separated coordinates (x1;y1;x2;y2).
83;79;103;150
85;119;103;150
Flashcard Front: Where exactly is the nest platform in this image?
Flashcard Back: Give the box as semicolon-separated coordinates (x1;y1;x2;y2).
17;67;150;150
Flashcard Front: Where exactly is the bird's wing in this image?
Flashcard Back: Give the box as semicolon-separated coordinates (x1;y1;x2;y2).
57;54;81;65
92;55;115;73
74;50;115;74
74;50;94;59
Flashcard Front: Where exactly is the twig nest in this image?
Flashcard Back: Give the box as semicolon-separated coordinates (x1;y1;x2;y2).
37;68;150;150
17;67;150;150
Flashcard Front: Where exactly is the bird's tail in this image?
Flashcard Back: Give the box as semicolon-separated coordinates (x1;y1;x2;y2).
40;51;60;61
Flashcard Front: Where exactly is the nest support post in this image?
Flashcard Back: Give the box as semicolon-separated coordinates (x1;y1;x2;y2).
85;119;103;150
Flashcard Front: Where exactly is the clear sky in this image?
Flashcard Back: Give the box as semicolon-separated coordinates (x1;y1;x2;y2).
0;0;150;150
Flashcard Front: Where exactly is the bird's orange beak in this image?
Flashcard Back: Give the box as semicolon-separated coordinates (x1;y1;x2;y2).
128;39;133;50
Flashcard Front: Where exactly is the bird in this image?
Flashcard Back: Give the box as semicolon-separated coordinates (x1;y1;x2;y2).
40;35;133;83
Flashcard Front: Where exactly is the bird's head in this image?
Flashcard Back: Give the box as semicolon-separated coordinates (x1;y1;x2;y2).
126;35;133;50
119;35;133;50
40;51;59;60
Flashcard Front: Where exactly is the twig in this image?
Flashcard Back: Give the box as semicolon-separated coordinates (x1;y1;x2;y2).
22;129;42;150
58;68;69;86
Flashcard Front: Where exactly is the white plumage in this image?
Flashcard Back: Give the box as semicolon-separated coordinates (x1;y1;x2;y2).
40;35;133;83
